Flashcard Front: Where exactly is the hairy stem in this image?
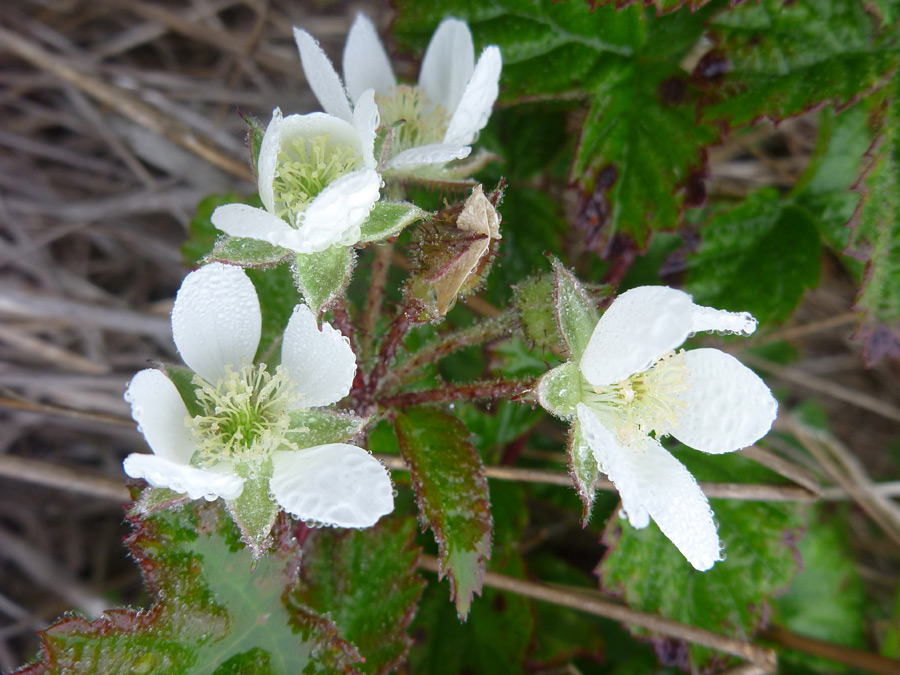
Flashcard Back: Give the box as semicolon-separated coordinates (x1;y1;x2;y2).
379;378;534;409
360;242;393;358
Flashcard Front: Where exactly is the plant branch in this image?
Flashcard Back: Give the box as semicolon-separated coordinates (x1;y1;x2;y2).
379;379;535;409
762;626;900;675
360;243;393;358
384;312;516;390
418;554;777;672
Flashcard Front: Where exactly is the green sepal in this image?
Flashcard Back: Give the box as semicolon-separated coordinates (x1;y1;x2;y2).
286;410;368;449
535;361;582;419
569;417;599;526
131;487;190;517
163;364;203;417
358;201;428;243
551;258;597;360
207;237;292;268
292;246;356;315
226;468;279;558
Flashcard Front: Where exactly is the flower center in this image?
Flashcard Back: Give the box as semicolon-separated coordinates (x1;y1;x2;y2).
582;351;690;445
375;85;449;159
271;134;361;225
190;362;299;469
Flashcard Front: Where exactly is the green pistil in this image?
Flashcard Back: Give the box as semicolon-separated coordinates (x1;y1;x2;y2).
190;362;299;468
375;85;449;158
582;350;690;444
272;134;360;225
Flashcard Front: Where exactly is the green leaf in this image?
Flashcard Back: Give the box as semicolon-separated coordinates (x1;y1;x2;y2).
249;263;303;361
574;60;717;249
774;509;866;659
599;452;804;672
163;364;203;417
293;518;426;675
552;259;597;359
394;407;492;619
358;201;428;243
535;361;582;419
286;410;368;448
685;188;821;325
569;417;599;526
292;246;356;315
846;83;900;364
16;502;361;674
700;0;898;127
207;237;291;268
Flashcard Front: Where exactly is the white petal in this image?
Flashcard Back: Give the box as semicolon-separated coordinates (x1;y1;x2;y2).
124;453;244;501
278;112;363;156
418;18;475;115
670;349;777;454
280;304;356;408
257;108;282;213
343;14;396;103
443;46;502;147
171;263;261;383
212;203;298;247
124;369;196;465
270;444;394;528
352;89;380;170
385;143;471;170
577;404;649;528
578;404;721;570
293;27;353;122
298;168;381;252
690;303;758;336
580;286;695;386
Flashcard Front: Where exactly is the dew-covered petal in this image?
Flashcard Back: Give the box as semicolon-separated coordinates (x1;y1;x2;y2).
670;349;777;454
281;304;356;408
123;453;244;501
212;203;299;246
580;286;696;386
256;108;282;213
385;143;471;170
352;89;380;171
299;168;381;252
578;403;721;570
270;444;394;528
343;14;396;103
125;369;196;465
443;46;502;148
577;404;649;528
171;262;261;383
418;18;475;115
690;304;757;336
293;27;353;122
277;111;363;157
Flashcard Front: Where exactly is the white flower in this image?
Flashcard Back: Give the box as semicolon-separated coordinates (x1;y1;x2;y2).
540;286;778;570
294;14;502;174
211;98;382;254
123;262;394;529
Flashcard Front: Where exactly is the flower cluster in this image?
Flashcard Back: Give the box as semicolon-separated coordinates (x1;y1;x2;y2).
538;286;778;570
123;263;394;546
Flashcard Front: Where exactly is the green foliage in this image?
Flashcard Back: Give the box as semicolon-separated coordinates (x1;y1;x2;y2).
292;246;356;315
599;452;805;672
700;0;898;127
684;188;822;325
358;201;428;244
394;407;492;619
846;83;900;364
294;518;426;675
393;0;719;250
16;501;361;674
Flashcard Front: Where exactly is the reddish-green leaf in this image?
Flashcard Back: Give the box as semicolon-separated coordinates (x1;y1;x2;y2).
14;501;361;675
293;517;425;675
394;407;492;619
